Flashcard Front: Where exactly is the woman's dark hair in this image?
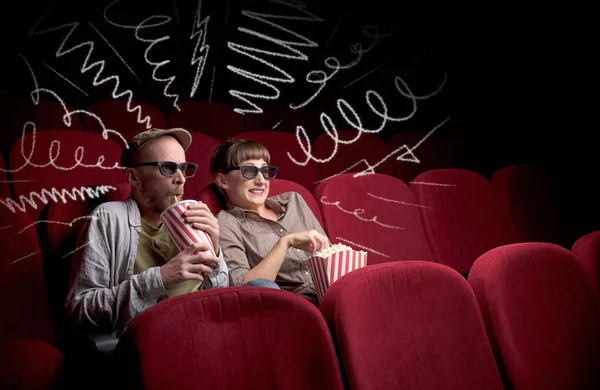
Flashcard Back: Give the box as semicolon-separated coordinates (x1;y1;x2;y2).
209;139;271;209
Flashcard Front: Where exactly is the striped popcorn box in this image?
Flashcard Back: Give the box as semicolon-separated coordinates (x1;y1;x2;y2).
308;244;368;303
160;200;217;271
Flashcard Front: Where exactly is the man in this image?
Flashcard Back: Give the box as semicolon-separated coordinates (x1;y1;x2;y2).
66;128;228;337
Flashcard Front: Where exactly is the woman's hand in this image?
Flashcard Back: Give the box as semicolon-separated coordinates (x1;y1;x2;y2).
284;230;330;255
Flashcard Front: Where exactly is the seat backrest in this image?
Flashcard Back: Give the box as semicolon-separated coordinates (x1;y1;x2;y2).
85;100;169;141
117;287;344;390
233;131;322;193
0;156;9;198
571;231;600;305
492;164;578;248
39;183;131;344
195;179;323;227
386;131;460;183
320;261;504;390
170;101;246;140
181;132;220;199
8;130;127;220
313;130;396;180
0;207;54;344
410;169;514;274
469;242;600;389
314;173;433;265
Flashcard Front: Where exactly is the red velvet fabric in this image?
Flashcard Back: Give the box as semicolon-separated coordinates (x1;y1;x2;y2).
469;242;600;389
170;101;246;141
0;208;54;345
11;99;83;131
183;132;220;200
411;169;514;273
84;100;169;141
233;131;322;193
319;261;504;390
313;173;433;265
571;230;600;305
0;339;64;390
195;179;324;227
313;130;396;180
386;132;459;183
0;156;9;198
118;287;344;390
9;130;127;220
492;164;577;248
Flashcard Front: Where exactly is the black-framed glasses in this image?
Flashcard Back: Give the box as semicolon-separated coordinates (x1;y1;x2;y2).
226;165;279;180
130;161;198;178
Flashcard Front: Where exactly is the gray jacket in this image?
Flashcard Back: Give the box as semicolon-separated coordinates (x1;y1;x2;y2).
65;198;228;336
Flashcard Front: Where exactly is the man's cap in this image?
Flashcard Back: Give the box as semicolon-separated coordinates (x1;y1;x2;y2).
120;128;192;168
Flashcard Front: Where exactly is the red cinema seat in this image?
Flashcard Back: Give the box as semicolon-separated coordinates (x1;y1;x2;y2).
411;169;514;274
195;179;323;227
492;164;578;248
0;339;64;390
170;101;246;140
0;156;9;198
313;130;396;181
320;261;504;390
117;287;344;390
314;173;433;265
0;207;54;345
386;131;459;183
572;230;600;304
182;132;220;200
233;131;322;193
469;242;600;389
85;100;169;141
8;130;127;220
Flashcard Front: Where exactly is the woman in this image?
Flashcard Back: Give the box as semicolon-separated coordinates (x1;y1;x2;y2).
210;139;330;305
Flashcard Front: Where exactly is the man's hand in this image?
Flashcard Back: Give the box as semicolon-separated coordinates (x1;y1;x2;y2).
284;230;330;255
160;242;220;289
184;201;220;254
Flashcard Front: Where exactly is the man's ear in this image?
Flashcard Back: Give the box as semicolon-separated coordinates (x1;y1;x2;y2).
215;173;229;190
125;168;139;187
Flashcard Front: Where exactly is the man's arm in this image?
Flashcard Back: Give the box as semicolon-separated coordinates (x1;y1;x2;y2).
65;206;165;334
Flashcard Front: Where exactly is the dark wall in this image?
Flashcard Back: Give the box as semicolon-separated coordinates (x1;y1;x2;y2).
0;0;597;178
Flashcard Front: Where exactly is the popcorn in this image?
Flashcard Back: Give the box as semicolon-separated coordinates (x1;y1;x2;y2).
308;243;368;303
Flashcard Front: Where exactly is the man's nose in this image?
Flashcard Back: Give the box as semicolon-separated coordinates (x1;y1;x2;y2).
173;168;186;185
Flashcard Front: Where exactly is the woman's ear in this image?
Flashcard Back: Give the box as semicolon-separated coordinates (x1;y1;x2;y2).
215;173;229;190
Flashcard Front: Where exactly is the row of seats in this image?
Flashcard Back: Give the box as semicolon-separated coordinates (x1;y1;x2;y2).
6;98;369;143
3;169;599;346
4;245;599;389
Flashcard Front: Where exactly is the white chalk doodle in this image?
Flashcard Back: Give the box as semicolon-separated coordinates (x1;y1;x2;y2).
0;225;11;230
104;0;181;111
367;193;433;209
311;117;451;185
173;0;180;23
291;25;393;109
409;181;457;187
62;238;98;258
88;22;140;82
29;5;153;129
272;120;282;129
190;0;210;98
43;62;89;96
335;236;392;259
227;0;324;114
0;185;116;214
8;250;41;266
342;59;392;90
326;16;343;46
287;73;448;167
17;210;110;235
320;196;404;230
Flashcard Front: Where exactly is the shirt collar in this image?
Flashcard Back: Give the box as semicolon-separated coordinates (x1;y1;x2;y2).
227;195;291;221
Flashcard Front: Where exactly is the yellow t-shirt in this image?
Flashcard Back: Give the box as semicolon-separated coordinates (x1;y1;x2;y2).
134;218;203;298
